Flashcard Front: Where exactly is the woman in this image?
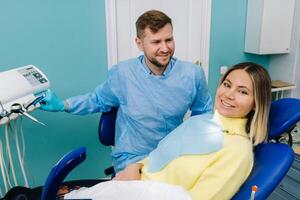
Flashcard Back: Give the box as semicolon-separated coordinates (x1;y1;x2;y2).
65;62;272;200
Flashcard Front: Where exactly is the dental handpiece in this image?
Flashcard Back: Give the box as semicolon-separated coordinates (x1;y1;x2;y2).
0;101;9;118
23;95;45;110
10;103;46;126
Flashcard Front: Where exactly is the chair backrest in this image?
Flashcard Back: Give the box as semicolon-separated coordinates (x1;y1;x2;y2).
98;107;118;146
268;98;300;139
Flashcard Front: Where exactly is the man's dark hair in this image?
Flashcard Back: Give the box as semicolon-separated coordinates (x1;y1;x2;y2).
136;10;172;38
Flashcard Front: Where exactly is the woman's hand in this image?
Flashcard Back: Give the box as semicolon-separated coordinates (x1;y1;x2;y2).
114;163;143;181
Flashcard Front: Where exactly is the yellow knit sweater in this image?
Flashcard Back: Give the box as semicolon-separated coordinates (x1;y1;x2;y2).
140;112;253;200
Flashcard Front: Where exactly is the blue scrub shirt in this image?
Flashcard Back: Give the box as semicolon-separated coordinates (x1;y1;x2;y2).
67;55;212;172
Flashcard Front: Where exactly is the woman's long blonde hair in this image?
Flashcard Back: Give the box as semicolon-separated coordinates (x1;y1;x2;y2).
218;62;272;145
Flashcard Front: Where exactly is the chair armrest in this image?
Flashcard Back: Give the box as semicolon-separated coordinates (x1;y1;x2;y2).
42;147;86;200
232;143;294;200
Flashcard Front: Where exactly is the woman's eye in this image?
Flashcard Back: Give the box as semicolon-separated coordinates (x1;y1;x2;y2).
223;82;230;88
239;90;248;95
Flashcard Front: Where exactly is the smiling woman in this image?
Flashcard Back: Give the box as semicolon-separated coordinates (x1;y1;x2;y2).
216;62;272;145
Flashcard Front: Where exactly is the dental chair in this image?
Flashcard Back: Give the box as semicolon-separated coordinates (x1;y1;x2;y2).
41;98;300;200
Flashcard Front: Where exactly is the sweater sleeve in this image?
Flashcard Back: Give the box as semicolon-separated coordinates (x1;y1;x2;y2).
66;66;120;115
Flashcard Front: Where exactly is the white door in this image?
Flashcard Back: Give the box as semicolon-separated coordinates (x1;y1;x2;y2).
105;0;211;79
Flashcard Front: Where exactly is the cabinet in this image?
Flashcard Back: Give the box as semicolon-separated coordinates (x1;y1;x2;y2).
271;80;296;100
268;0;300;99
245;0;295;55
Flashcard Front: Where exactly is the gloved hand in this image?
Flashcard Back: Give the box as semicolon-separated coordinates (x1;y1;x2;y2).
39;90;65;112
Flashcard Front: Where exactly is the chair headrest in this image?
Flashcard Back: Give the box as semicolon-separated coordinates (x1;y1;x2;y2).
268;98;300;139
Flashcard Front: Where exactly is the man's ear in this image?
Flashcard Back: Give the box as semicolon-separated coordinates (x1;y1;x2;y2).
135;37;144;51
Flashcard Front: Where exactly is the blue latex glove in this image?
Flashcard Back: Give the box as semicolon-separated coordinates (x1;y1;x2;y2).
39;90;65;112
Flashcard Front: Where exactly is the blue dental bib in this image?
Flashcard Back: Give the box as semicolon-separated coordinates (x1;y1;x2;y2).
148;114;223;172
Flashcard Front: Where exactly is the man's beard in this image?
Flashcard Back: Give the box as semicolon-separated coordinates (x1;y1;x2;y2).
149;58;167;68
145;53;173;68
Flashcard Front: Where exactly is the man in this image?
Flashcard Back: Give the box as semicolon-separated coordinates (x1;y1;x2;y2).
40;10;212;172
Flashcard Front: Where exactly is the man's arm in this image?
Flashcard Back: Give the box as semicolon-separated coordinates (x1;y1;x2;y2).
40;67;121;114
191;66;213;115
114;163;144;181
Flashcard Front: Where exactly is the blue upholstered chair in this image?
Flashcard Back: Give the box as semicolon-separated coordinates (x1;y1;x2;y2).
42;98;300;200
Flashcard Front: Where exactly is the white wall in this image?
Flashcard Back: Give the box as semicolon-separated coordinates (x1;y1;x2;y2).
294;30;300;98
268;0;300;98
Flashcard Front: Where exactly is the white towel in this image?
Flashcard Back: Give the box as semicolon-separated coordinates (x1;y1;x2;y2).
64;180;192;200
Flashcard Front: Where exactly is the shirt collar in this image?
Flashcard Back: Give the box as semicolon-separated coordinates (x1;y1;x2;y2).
214;110;249;138
139;55;175;76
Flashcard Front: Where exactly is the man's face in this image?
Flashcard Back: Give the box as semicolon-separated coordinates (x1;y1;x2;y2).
135;23;175;69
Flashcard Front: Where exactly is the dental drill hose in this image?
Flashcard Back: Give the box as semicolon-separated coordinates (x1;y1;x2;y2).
5;123;18;186
0;139;8;193
13;119;29;187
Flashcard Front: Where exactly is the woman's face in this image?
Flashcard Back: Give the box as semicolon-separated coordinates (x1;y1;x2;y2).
216;69;255;118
